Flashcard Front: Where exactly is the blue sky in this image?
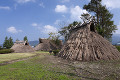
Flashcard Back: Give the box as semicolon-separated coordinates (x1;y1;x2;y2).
0;0;120;44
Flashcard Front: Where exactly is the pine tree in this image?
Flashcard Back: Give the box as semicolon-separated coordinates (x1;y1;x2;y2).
83;0;117;40
24;36;28;42
3;36;9;49
3;36;14;49
9;37;14;48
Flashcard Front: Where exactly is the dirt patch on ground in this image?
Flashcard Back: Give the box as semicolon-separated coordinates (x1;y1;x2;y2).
37;54;120;80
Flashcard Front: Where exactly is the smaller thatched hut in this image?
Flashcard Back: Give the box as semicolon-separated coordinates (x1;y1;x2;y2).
11;41;35;53
34;38;62;51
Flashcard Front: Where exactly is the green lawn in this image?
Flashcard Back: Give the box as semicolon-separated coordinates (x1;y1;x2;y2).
0;53;76;80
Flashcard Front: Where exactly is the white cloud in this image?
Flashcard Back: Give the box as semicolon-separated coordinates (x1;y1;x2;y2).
54;20;61;25
15;0;36;3
55;5;68;13
102;0;120;9
31;23;38;27
39;2;45;8
0;6;10;10
31;22;58;34
43;25;58;34
7;26;22;33
61;0;70;3
70;6;88;21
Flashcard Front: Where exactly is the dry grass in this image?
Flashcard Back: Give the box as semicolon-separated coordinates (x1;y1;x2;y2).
0;53;36;63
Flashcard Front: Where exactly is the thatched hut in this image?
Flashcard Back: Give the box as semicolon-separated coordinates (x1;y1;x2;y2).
11;41;35;53
34;38;62;51
58;22;120;61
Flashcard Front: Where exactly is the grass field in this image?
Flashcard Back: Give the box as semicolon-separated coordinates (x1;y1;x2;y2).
0;52;76;80
0;51;120;80
0;51;49;63
0;53;36;63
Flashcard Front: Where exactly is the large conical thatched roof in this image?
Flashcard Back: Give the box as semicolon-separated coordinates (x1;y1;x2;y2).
34;38;59;51
58;22;120;61
11;41;35;53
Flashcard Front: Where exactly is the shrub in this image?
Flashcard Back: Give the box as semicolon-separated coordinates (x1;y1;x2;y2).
0;46;2;50
52;50;59;56
115;46;120;52
51;39;61;46
0;49;14;54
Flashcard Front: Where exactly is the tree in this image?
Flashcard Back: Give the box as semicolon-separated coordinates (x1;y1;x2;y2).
24;36;28;42
81;13;92;23
48;32;61;46
3;36;9;48
83;0;117;40
3;36;13;49
83;0;101;23
59;21;81;41
9;37;14;48
48;32;58;40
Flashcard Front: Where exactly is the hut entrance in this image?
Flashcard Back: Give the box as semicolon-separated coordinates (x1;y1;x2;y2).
25;42;28;45
90;23;95;32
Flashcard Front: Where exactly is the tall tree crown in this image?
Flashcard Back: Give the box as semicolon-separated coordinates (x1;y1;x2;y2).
83;0;117;40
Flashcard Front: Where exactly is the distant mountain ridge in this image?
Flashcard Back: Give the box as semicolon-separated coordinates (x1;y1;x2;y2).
112;34;120;45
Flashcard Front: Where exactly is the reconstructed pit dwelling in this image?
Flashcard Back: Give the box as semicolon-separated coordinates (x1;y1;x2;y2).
11;41;35;53
34;38;57;51
34;38;62;51
58;22;120;61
